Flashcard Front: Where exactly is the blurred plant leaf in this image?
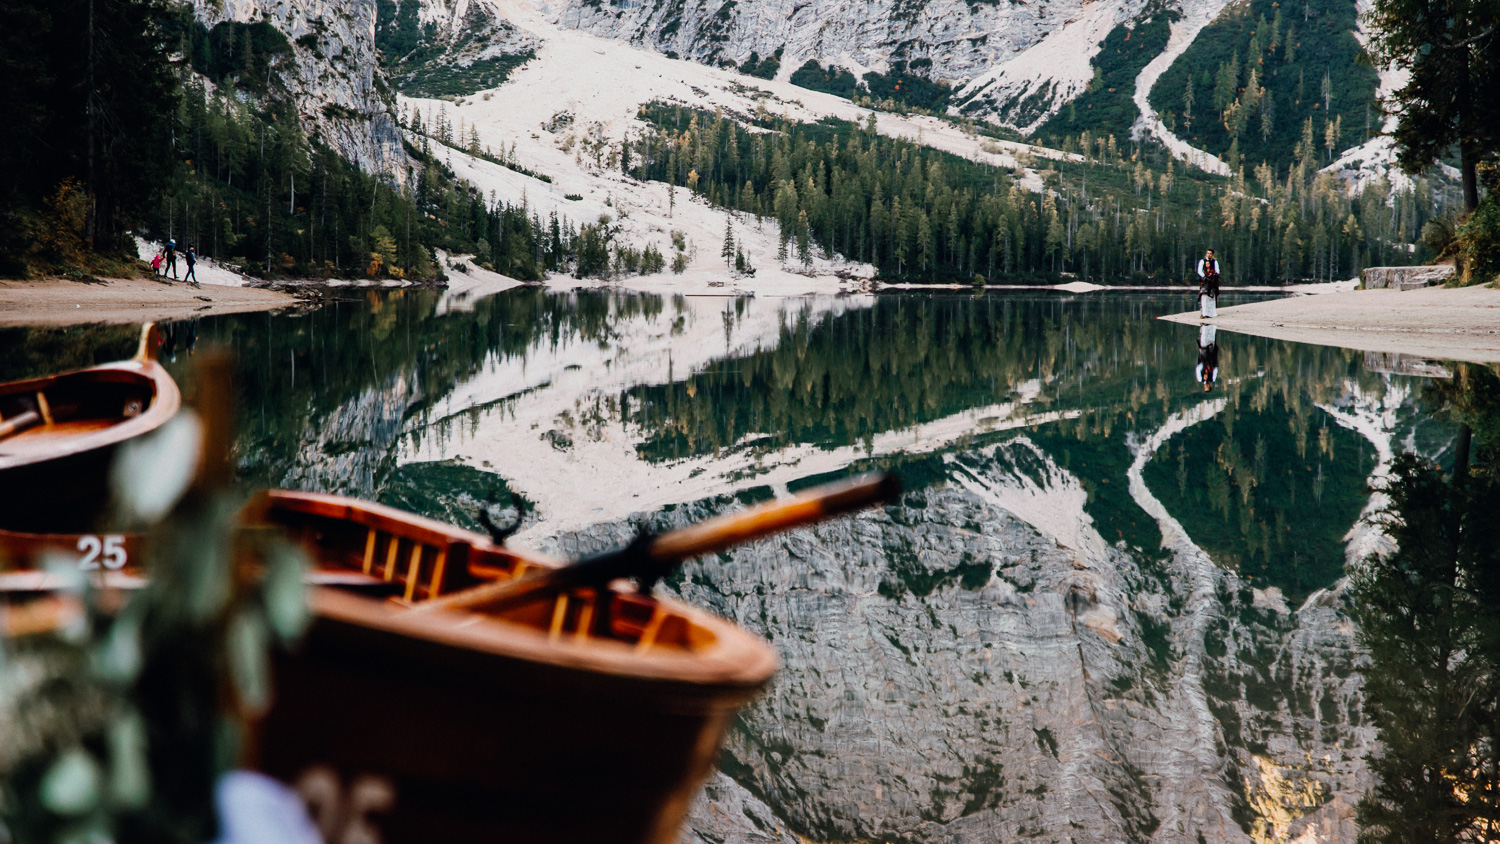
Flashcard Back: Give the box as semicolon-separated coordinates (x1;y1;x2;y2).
92;605;142;683
39;747;100;817
106;711;150;810
226;613;270;713
110;411;203;526
261;542;308;643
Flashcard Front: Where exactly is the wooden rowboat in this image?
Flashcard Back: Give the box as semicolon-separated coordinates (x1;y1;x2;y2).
244;489;780;844
0;475;894;842
0;324;180;533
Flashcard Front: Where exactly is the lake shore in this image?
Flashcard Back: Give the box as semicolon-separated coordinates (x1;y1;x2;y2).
1160;284;1500;364
0;275;299;327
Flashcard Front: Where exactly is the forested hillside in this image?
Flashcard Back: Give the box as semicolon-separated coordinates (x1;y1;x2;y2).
629;103;1430;283
0;0;580;281
1035;6;1177;142
1148;0;1380;172
0;0;179;276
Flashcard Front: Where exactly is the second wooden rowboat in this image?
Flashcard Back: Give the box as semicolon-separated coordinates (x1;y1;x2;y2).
0;324;180;533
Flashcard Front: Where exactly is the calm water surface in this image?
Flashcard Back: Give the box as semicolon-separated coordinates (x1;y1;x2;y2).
0;289;1461;842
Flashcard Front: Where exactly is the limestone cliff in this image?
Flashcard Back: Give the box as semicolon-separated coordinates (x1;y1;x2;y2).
192;0;408;177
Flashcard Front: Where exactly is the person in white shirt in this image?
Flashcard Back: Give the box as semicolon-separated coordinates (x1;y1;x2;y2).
1195;249;1221;319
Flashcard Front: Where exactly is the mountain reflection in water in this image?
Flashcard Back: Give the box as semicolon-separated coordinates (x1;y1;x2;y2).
0;288;1461;842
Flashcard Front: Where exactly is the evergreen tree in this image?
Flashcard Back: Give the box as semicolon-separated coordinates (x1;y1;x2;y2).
1364;0;1499;211
0;0;180;273
721;215;735;270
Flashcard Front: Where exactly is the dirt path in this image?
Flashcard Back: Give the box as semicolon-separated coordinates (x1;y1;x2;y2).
0;276;298;327
1160;285;1500;364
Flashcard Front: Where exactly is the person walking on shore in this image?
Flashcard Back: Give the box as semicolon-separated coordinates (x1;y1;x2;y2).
1196;249;1221;320
150;252;164;276
163;239;178;280
183;245;198;285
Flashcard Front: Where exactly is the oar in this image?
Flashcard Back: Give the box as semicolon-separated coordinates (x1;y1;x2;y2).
417;472;902;615
0;410;41;442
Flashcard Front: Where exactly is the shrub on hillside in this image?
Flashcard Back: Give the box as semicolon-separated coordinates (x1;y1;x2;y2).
1455;196;1500;285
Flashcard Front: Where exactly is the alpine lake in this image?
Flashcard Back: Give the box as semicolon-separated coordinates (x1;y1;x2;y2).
0;287;1462;842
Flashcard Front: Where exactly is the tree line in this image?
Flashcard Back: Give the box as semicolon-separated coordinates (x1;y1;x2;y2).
626;103;1433;283
0;0;179;276
0;0;629;283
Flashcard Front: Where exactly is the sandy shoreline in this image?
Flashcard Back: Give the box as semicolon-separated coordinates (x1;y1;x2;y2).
1161;285;1500;364
0;276;299;327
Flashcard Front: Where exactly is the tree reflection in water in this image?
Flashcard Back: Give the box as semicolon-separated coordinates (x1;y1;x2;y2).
1354;363;1500;842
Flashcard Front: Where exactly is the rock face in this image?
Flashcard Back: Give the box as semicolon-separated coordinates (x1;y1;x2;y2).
192;0;408;177
1360;265;1455;290
544;0;1143;129
541;434;1375;843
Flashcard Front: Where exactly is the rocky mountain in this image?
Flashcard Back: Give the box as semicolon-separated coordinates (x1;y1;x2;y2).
207;0;1430;206
188;0;408;176
540;0;1382;169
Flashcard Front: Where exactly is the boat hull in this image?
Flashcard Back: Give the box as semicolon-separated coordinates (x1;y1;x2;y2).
256;589;762;844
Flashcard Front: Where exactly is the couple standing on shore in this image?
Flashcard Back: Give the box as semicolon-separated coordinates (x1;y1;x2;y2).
1197;249;1221;320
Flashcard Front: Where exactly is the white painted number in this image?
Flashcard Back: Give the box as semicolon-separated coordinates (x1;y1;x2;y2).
77;535;100;570
102;536;126;570
75;535;128;570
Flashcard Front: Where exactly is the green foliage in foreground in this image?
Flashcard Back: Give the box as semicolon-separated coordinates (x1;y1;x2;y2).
0;426;309;844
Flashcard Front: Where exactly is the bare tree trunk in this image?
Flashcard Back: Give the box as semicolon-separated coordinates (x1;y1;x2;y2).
86;0;97;248
1461;141;1480;214
1454;423;1473;489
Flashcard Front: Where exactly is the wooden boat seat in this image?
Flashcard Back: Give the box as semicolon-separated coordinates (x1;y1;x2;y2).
256;491;504;603
255;491;714;653
0;419;124;456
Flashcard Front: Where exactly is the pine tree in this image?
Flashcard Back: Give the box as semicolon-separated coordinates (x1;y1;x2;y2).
721;215;735;270
796;209;812;267
1364;0;1497;210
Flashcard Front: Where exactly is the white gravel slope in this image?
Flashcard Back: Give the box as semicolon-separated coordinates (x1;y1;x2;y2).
398;0;1080;294
1129;0;1234;175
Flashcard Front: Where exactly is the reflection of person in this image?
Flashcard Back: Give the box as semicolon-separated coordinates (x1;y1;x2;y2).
1196;324;1219;391
1196;249;1221;320
161;321;178;362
